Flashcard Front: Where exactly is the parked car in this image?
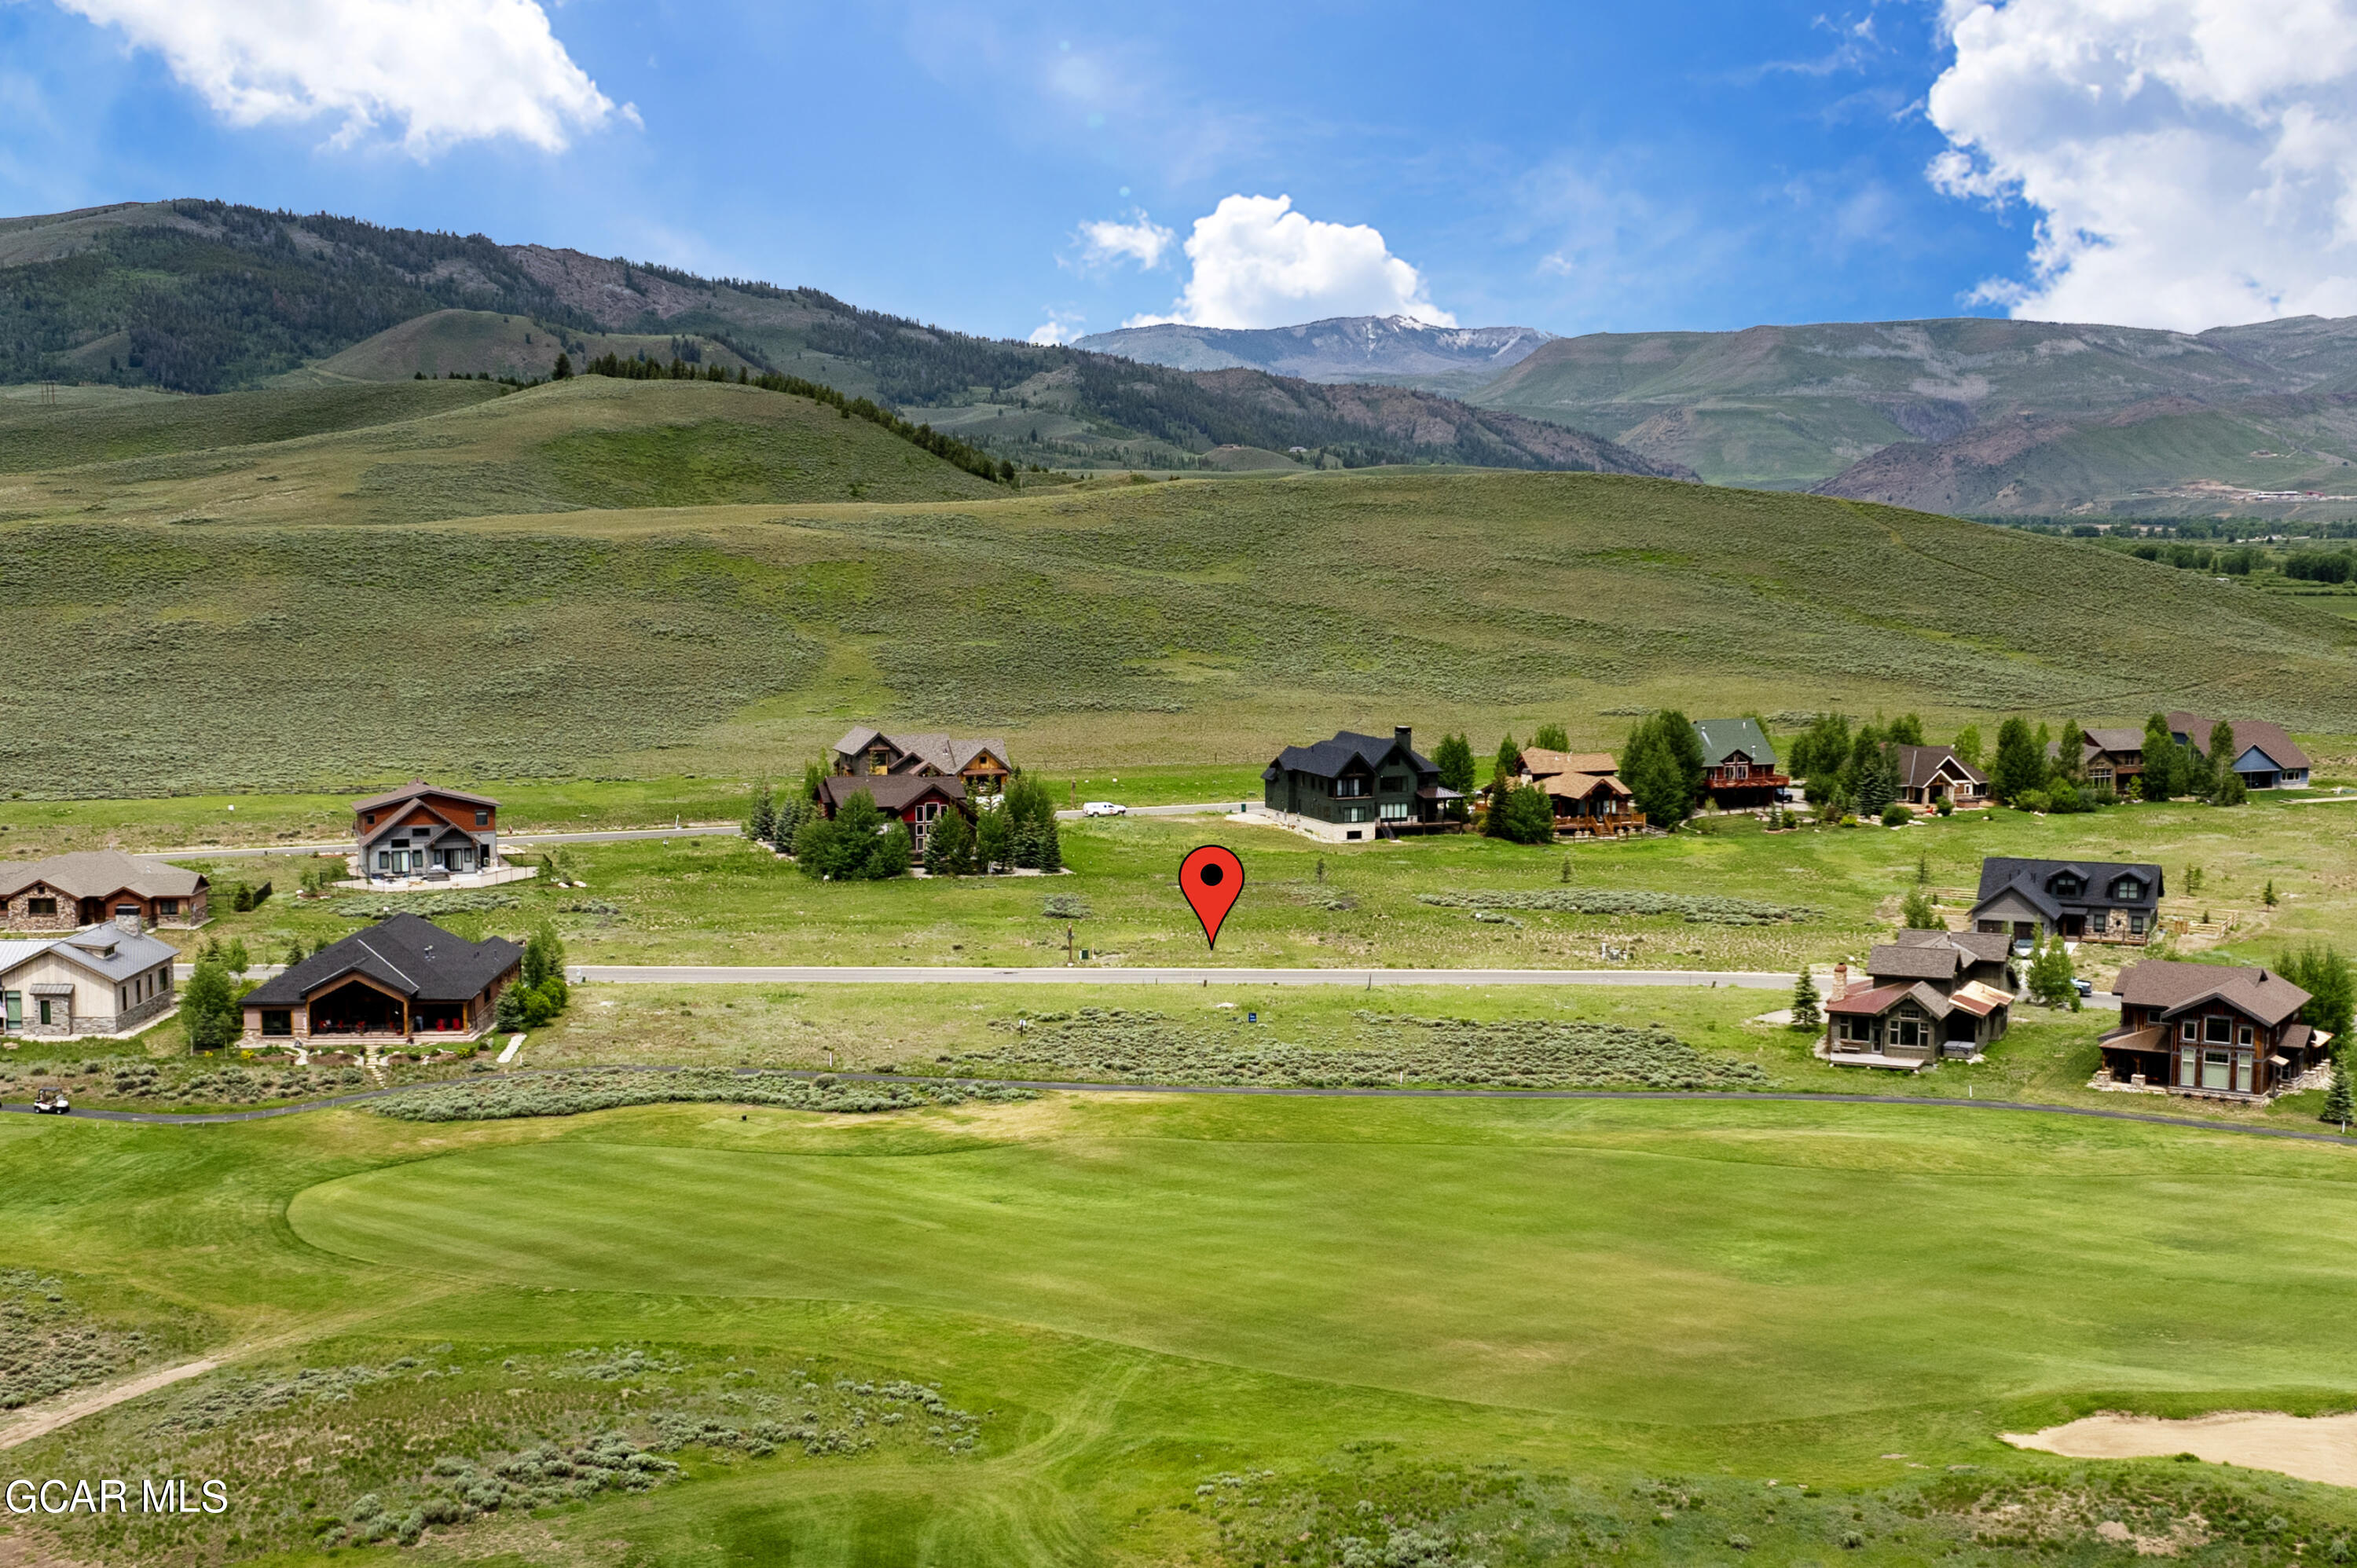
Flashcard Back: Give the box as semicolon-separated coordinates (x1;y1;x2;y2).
33;1086;69;1115
2072;977;2094;998
1081;801;1127;817
2011;937;2036;958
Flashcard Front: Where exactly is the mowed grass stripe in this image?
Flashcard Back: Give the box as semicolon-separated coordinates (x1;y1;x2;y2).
285;1100;2357;1427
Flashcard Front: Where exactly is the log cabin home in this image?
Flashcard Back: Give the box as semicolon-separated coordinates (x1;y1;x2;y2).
1508;749;1644;837
1259;727;1456;841
239;913;521;1048
1969;857;2162;945
2099;959;2322;1099
0;850;208;932
354;782;502;880
0;917;178;1039
814;775;969;855
1690;718;1788;808
1893;744;1989;808
1821;929;2017;1068
830;727;1013;800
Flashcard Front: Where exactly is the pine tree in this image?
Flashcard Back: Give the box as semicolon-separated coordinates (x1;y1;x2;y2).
552;352;572;379
1952;724;1982;770
2027;937;2078;1008
2139;713;2178;800
181;957;239;1051
1901;888;1941;929
523;922;565;989
747;781;775;844
1494;734;1521;780
1791;970;1822;1031
1990;717;2044;804
1532;723;1570;751
1886;713;1925;746
924;808;975;876
2325;1053;2354;1128
1499;784;1557;844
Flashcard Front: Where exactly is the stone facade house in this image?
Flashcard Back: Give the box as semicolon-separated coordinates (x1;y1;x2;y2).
0;918;178;1039
1969;857;2163;945
2099;959;2322;1099
1823;929;2016;1068
354;782;502;880
830;728;1013;800
0;850;207;933
239;913;520;1048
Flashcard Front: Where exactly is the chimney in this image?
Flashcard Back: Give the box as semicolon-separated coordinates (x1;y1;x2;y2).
1832;962;1849;1001
114;911;142;936
1395;726;1413;750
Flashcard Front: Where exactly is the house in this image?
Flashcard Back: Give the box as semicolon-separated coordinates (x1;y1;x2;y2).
2168;713;2313;789
1690;718;1788;808
1495;749;1644;837
815;774;969;855
830;727;1014;800
1969;856;2163;944
0;917;179;1039
2075;727;2147;794
2098;959;2322;1098
0;850;208;932
1258;727;1455;841
1893;744;1989;808
238;913;520;1048
1823;930;2016;1068
353;782;502;880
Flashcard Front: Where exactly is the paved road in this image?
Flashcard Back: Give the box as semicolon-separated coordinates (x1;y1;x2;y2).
4;1065;2348;1146
151;825;745;859
1054;802;1245;820
577;964;1805;987
2286;793;2357;807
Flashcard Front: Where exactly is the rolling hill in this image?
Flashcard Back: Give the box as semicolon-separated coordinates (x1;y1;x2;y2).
0;200;1673;478
1072;314;1552;394
3;372;2354;797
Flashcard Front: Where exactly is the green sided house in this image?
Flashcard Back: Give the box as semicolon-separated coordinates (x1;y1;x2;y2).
1256;727;1457;841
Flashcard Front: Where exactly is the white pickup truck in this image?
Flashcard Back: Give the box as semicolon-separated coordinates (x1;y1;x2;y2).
1080;801;1127;818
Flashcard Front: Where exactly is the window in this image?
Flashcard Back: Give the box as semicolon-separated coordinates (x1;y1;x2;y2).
1340;804;1373;823
2201;1050;2233;1090
2181;1020;2198;1042
475;810;489;826
2110;876;2145;901
1977;920;2003;934
2128;914;2146;936
2048;874;2083;897
365;813;376;826
1890;1015;1923;1050
1379;800;1409;821
37;999;51;1026
2204;1015;2233;1044
26;898;55;917
1728;762;1749;779
376;851;391;871
260;1009;292;1038
1380;775;1408;793
2177;1045;2196;1084
2238;1025;2254;1047
2;991;17;1029
1838;1016;1875;1044
158;899;178;915
1333;775;1370;798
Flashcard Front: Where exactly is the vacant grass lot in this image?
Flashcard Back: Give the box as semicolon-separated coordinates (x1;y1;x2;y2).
9;1094;2357;1565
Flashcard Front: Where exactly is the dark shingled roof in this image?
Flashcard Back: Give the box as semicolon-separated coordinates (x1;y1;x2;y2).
1892;744;1987;791
243;914;521;1006
1974;857;2163;913
1263;730;1435;782
2112;959;2312;1028
2168;713;2314;773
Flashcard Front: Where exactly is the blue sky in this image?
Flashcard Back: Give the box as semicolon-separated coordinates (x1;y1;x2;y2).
2;1;2337;339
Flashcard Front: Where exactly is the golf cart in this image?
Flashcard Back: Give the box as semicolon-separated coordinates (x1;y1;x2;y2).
33;1085;69;1115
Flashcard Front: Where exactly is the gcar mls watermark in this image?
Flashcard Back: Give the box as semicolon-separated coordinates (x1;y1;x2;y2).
5;1478;228;1515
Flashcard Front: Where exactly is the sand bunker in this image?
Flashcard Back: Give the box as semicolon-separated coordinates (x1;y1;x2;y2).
2003;1411;2357;1489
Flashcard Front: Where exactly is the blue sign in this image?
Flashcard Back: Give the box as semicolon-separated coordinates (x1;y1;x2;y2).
1248;1011;1258;1023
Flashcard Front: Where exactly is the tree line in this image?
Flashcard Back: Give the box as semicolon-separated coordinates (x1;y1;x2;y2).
748;771;1063;881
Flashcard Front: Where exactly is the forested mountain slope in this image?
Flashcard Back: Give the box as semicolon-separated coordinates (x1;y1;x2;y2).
0;200;1677;477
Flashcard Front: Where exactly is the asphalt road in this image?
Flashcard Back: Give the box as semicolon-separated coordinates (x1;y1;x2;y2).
1054;802;1247;820
151;825;746;859
3;1065;2344;1145
577;965;1803;988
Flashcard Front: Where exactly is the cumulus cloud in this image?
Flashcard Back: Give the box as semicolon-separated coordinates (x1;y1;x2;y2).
55;0;625;156
1073;212;1175;271
1027;310;1086;346
1126;194;1456;330
1926;0;2357;330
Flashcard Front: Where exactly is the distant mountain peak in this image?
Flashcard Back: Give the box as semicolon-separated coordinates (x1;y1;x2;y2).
1073;315;1553;392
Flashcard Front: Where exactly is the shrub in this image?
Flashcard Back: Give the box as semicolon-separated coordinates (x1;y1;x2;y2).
2014;788;2051;814
1901;888;1941;929
1496;784;1556;844
373;1068;1034;1122
1881;803;1912;826
1936;798;1954;816
1418;888;1820;924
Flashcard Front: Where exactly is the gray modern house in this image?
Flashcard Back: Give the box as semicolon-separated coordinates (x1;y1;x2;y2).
1969;856;2165;944
1259;727;1453;842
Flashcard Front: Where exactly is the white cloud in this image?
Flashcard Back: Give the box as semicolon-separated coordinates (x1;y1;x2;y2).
1128;194;1456;330
55;0;625;156
1073;212;1175;271
1926;0;2357;330
1027;310;1086;346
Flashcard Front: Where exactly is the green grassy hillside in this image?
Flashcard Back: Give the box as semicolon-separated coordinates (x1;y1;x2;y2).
302;307;759;384
5;379;2356;795
0;376;502;471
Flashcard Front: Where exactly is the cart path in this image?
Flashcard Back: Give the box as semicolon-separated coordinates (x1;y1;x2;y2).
0;1357;218;1450
2;1067;2348;1145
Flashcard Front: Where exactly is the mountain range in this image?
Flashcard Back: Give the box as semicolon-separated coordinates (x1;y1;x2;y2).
1072;316;1552;395
0;200;1684;482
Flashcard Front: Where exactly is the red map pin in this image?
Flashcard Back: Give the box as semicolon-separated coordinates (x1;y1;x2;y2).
1179;845;1244;951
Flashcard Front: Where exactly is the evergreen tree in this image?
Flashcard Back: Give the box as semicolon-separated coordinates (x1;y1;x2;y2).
522;921;566;989
1497;785;1557;844
2215;769;2249;807
2282;943;2355;1046
2139;713;2179;800
1036;818;1063;873
1952;724;1982;770
1989;717;2044;804
1790;970;1822;1031
2208;718;2240;776
1901;888;1941;929
2325;1053;2354;1128
1433;732;1475;820
1531;723;1571;751
181;958;241;1051
552;351;572;379
924;808;975;876
798;791;885;880
868;822;912;879
282;936;306;969
1482;757;1517;839
974;799;1015;873
1621;709;1706;827
1494;734;1521;780
495;982;530;1032
747;781;776;844
1886;713;1925;747
2050;718;2085;786
1855;746;1902;818
2184;741;2220;802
